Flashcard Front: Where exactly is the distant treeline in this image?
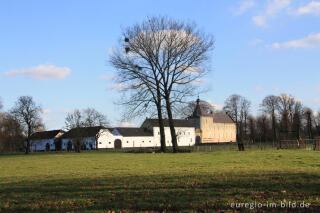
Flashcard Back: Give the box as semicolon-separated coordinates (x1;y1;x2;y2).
223;94;320;143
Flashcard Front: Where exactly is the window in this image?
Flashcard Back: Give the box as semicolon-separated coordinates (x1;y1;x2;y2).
158;131;160;135
99;142;102;144
109;142;111;144
190;138;192;142
142;141;144;143
149;141;151;143
188;132;190;135
127;141;129;143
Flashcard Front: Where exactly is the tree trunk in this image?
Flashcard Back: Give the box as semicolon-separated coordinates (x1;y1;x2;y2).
25;138;30;154
157;110;166;152
272;114;277;144
156;89;166;152
164;96;178;153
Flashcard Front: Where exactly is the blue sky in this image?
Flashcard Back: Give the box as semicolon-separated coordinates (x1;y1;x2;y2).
0;0;320;130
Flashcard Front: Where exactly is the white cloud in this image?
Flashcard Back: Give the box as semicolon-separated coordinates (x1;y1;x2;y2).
100;74;116;81
272;33;320;49
118;121;137;127
249;38;263;45
41;117;52;121
4;64;71;80
253;0;291;27
235;0;256;15
61;109;74;113
253;15;267;27
191;78;206;85
266;0;291;15
313;97;320;103
295;1;320;16
253;85;263;91
107;47;116;56
42;109;53;114
107;83;127;90
206;99;224;111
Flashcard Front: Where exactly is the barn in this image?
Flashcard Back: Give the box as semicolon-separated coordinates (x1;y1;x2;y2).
29;130;65;151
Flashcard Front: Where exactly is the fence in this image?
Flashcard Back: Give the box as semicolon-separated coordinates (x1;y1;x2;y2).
190;139;320;152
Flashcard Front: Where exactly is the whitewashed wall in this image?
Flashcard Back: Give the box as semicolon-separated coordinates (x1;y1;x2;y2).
153;127;196;147
61;137;96;150
30;139;55;151
97;129;155;149
97;127;195;149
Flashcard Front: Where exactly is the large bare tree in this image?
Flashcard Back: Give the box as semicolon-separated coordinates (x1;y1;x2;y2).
10;96;43;154
110;16;214;152
223;94;250;142
261;95;279;143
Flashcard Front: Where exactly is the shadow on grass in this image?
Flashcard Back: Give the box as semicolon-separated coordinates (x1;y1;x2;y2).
0;172;319;212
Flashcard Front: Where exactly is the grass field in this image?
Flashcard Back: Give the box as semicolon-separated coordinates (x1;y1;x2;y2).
0;150;319;212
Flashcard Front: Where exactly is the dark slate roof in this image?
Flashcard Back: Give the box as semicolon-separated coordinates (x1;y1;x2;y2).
192;98;203;118
143;119;194;127
114;127;153;137
30;130;64;140
213;113;234;123
61;126;105;139
191;98;215;118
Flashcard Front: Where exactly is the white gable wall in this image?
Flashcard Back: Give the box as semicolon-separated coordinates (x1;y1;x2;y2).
153;127;195;147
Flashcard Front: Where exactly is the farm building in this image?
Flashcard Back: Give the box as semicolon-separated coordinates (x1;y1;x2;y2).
29;98;236;151
97;119;196;149
56;120;195;150
60;126;105;150
29;130;65;151
189;98;236;143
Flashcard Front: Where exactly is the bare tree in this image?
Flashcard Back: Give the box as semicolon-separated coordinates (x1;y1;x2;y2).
10;96;43;154
292;105;303;140
248;116;256;143
314;110;320;137
261;95;279;143
304;108;314;139
65;109;83;130
223;94;250;142
83;108;109;127
110;16;214;152
256;114;268;143
240;98;251;141
64;108;109;151
223;94;241;140
277;94;296;127
0;113;24;152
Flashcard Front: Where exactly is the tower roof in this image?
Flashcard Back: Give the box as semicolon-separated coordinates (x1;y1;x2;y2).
192;97;205;118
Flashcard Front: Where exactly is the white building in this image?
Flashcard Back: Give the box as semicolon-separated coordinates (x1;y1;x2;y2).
60;126;104;150
29;130;65;151
96;119;196;149
31;118;196;151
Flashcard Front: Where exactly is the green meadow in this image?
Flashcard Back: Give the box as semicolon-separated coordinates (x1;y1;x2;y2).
0;150;319;212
